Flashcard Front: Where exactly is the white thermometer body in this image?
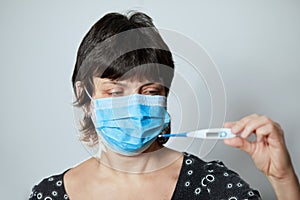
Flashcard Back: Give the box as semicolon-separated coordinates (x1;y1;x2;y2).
161;128;236;139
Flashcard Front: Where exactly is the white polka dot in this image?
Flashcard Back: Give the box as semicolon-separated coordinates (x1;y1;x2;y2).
207;188;211;193
48;177;54;181
64;194;69;199
187;170;193;175
206;174;215;182
44;197;53;200
228;197;237;200
29;192;33;198
194;187;201;195
217;163;224;167
248;191;254;196
185;159;193;165
227;183;233;189
237;183;243;187
224;172;229;177
185;181;190;187
201;177;207;187
208;169;214;173
51;191;57;196
37;193;42;199
56;180;62;186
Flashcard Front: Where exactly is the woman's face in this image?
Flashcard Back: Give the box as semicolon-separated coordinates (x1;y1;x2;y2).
92;77;166;99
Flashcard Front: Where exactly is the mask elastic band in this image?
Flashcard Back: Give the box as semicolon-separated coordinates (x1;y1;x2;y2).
84;87;93;99
83;87;107;158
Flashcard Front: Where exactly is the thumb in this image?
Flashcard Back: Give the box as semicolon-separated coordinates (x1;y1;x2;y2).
224;137;254;155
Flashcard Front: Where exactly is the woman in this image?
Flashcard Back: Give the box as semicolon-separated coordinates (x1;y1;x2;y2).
29;12;300;199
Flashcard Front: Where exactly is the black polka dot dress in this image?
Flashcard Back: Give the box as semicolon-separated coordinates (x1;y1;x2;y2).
170;153;261;199
29;173;69;200
29;152;261;199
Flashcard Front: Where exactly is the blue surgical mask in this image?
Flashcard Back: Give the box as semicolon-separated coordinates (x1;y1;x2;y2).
91;94;170;156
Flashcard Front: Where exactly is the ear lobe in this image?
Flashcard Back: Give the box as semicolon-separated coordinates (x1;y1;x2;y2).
75;81;83;97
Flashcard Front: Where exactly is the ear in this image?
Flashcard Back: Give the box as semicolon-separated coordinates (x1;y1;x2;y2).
75;81;83;97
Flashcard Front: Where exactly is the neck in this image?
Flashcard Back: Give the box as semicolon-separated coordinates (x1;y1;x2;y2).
96;145;182;174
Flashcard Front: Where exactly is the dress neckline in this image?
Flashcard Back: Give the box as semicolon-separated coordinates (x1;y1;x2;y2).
60;152;187;199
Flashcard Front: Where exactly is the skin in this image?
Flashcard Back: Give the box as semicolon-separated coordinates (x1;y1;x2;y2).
65;78;183;199
92;78;166;98
69;78;300;199
64;149;183;200
224;114;300;199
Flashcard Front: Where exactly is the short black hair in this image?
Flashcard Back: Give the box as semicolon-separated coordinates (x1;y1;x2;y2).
72;11;175;146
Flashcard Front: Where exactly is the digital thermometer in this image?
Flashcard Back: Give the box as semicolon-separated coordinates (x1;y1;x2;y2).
159;128;236;139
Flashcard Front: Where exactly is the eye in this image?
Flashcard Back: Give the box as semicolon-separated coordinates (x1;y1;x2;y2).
111;91;123;96
141;85;164;96
143;89;161;95
108;88;124;96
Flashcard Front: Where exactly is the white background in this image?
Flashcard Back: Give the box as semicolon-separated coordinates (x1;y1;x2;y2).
1;0;299;199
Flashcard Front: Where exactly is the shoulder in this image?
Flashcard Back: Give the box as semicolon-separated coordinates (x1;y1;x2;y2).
29;170;69;200
174;152;261;199
28;158;95;200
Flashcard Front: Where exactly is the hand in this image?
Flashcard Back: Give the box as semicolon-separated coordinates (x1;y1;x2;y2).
224;114;291;178
223;114;300;199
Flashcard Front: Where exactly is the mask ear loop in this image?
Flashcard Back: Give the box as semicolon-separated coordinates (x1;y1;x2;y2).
84;87;93;99
83;87;107;159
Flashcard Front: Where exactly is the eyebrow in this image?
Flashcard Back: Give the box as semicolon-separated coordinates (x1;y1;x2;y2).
101;81;126;86
141;82;164;88
101;80;164;89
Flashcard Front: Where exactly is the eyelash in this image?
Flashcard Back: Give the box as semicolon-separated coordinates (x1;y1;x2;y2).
107;88;124;96
106;86;163;96
142;89;161;95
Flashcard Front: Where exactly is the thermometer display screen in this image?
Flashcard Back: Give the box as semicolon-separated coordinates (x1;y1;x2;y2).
206;132;219;138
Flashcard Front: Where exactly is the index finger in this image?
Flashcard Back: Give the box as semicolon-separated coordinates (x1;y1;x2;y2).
223;122;236;128
232;114;259;134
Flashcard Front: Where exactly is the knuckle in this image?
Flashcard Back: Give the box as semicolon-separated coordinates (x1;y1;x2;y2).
251;113;260;118
269;124;275;132
239;118;247;125
240;115;252;124
235;120;245;127
261;115;271;123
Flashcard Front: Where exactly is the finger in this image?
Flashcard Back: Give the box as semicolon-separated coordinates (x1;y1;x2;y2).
223;122;236;128
255;134;264;143
240;115;270;138
224;137;254;155
232;114;259;134
256;123;283;143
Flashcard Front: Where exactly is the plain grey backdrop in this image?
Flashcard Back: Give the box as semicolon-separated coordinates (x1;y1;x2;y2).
1;0;299;199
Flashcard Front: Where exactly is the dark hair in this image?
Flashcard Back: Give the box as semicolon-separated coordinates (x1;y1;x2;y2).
72;11;175;146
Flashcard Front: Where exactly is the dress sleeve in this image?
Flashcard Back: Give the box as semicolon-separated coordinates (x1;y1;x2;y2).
28;174;69;200
202;160;261;199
